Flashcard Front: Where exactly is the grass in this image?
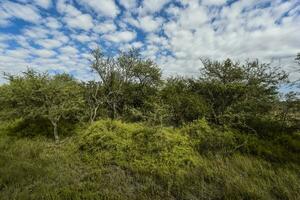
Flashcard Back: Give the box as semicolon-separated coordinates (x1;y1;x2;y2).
0;119;299;199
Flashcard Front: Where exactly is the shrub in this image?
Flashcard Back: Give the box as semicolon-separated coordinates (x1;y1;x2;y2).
181;119;239;155
1;117;79;139
79;120;202;194
1;120;300;200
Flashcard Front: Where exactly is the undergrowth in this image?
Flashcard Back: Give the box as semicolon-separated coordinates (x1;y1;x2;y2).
0;119;299;199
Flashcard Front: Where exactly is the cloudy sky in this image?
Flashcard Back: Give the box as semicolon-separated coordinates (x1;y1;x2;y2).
0;0;299;83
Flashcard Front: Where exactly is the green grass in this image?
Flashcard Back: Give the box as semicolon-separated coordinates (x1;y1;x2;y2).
0;119;299;199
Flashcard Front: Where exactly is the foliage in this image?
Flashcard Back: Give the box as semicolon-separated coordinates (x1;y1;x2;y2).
0;120;299;199
79;120;200;178
296;52;300;66
160;78;208;126
189;58;290;135
89;48;161;120
0;70;84;141
182;119;238;154
1;50;298;134
0;51;299;199
82;80;105;123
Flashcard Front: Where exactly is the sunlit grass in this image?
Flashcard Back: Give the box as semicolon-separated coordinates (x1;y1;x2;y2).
0;120;299;199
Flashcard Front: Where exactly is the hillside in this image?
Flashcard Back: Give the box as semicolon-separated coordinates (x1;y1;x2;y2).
0;120;299;200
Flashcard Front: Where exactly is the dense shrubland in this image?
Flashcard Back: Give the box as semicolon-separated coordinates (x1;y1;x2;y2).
0;49;299;199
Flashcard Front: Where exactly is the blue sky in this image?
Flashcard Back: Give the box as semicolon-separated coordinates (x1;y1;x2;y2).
0;0;299;83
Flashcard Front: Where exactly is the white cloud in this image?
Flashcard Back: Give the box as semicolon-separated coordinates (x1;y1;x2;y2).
139;0;170;15
0;18;10;27
146;34;169;47
51;30;70;43
121;41;143;51
56;0;94;30
5;49;31;59
119;0;137;9
0;2;41;24
103;31;137;43
56;0;77;15
176;3;208;29
141;16;164;32
23;27;49;39
44;17;62;29
0;0;300;84
72;33;94;43
32;49;56;58
59;46;79;55
93;21;117;34
155;0;300;80
128;15;164;32
33;0;52;9
201;0;226;6
77;0;120;18
36;39;63;49
64;13;94;30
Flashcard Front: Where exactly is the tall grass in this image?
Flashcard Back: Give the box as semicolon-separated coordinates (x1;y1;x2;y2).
0;120;299;199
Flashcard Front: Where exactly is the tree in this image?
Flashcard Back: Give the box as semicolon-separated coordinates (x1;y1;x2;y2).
118;48;162;118
118;49;161;87
161;77;208;126
295;53;300;66
89;47;161;120
90;48;124;119
200;58;244;84
193;58;288;130
295;53;300;89
279;92;300;130
83;81;104;123
2;69;84;142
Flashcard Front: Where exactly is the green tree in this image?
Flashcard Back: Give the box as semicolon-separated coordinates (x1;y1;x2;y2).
295;53;300;66
279;92;300;130
193;58;288;131
161;77;208;126
90;48;126;119
89;48;161;120
83;81;104;123
1;69;84;142
295;53;300;88
118;48;161;119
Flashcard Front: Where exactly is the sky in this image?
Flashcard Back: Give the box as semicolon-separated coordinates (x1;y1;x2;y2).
0;0;299;84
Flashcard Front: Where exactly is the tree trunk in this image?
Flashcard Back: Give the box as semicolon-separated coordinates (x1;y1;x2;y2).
89;109;94;124
53;122;59;143
90;106;99;123
112;102;116;119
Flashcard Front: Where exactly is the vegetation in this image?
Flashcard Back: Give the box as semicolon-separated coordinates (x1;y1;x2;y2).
0;70;83;142
0;50;299;199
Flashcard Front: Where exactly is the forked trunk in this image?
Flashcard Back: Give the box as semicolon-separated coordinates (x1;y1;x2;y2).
89;106;99;123
50;116;61;143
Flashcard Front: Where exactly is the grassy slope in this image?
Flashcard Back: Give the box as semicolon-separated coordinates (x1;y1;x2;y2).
0;120;299;200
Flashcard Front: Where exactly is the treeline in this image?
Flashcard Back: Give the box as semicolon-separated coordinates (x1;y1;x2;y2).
0;49;299;141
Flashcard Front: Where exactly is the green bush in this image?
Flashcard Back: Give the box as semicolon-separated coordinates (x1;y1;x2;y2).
237;133;300;163
79;120;200;180
1;120;299;199
77;120;300;199
0;117;79;139
181;119;239;155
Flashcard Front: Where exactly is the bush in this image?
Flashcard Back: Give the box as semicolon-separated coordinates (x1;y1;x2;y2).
237;133;300;163
1;117;79;139
181;119;239;155
79;120;200;179
1;120;300;199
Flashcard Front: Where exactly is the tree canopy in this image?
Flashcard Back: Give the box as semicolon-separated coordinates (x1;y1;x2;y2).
0;50;299;141
1;70;83;141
